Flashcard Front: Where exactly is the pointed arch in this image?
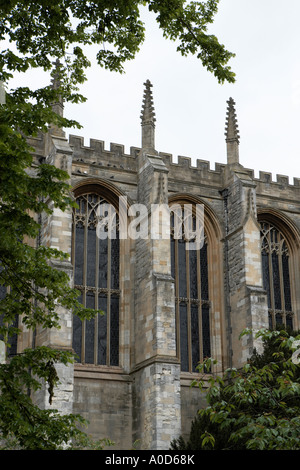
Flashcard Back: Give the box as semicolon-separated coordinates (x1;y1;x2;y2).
257;209;300;330
168;193;226;373
71;178;131;368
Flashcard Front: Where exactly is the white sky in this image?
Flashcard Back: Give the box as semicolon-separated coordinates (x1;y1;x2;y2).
8;0;300;183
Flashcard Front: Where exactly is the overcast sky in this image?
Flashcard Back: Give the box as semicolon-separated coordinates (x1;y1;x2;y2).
9;0;300;183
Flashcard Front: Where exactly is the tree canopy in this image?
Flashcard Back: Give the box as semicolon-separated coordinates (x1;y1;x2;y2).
0;0;236;135
170;328;300;451
0;0;235;449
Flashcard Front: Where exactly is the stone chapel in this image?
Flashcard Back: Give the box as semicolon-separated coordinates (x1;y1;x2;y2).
11;77;300;449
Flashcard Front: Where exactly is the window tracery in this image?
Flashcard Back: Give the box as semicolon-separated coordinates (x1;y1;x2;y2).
72;192;120;366
260;221;294;329
170;207;211;372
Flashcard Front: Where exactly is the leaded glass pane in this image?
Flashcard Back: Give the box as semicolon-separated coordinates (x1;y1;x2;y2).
268;313;272;330
191;304;199;371
73;192;120;366
98;237;108;289
98;294;107;365
260;221;294;330
262;252;271;309
110;295;119;366
286;315;293;329
170;237;175;279
282;253;292;311
189;249;198;300
86;226;96;287
272;252;281;310
111;232;120;290
85;292;95;364
200;243;209;301
179;302;188;372
74;225;84;285
171;204;211;373
275;312;283;326
178;240;187;298
202;306;211;358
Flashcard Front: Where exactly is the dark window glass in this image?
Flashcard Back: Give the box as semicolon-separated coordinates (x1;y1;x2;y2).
170;237;175;279
85;292;95;364
200;243;209;301
275;313;283;326
262;252;271;309
74;225;84;286
260;222;294;330
98;294;107;365
73;193;120;366
86;226;96;287
111;232;120;290
179;302;188;372
99;237;108;289
171;205;210;372
189;249;198;299
178;240;187;298
202;306;211;358
191;304;200;371
272;253;281;310
268;313;272;330
110;295;119;366
282;252;292;311
286;315;293;329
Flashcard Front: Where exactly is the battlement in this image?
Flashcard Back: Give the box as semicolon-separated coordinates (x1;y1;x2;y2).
69;134;140;173
255;170;300;187
68;134;300;192
158;151;225;173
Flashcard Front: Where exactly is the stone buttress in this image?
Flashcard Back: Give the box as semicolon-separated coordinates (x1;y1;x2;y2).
131;80;181;449
222;98;269;368
32;61;75;415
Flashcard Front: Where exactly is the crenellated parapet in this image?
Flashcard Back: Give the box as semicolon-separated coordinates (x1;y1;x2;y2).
68;132;300;198
255;170;300;189
69;135;140;174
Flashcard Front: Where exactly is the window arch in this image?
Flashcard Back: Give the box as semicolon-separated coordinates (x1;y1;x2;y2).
260;221;294;329
72;191;120;366
170;201;211;372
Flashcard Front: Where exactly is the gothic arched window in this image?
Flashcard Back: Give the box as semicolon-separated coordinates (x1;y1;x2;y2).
72;192;120;366
260;221;294;329
170;205;210;372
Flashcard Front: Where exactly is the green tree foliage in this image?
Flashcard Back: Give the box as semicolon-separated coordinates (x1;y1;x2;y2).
0;0;235;449
170;328;300;450
0;346;113;449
